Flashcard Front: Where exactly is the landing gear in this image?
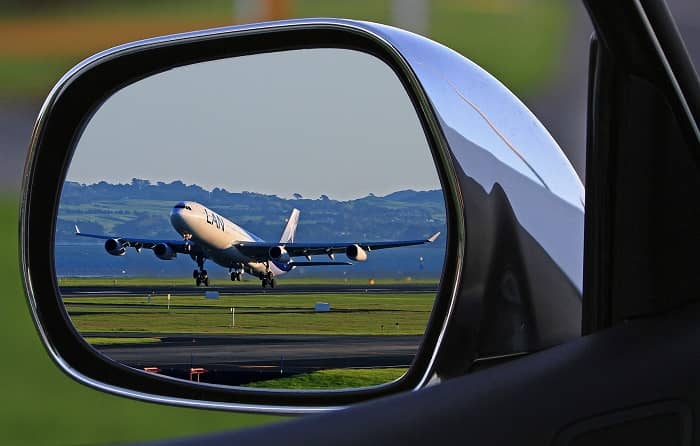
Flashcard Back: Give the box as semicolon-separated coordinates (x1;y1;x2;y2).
193;256;209;286
229;264;243;282
195;270;209;287
260;270;275;288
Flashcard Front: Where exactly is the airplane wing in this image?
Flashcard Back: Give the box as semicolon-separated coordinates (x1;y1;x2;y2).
74;226;202;256
235;232;440;262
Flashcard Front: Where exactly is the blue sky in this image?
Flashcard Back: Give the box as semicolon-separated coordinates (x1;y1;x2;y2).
67;48;441;200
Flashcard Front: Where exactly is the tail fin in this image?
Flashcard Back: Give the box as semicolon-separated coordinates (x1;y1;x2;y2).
279;208;300;243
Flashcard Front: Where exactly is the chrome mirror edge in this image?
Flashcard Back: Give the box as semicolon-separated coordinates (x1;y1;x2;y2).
21;19;465;412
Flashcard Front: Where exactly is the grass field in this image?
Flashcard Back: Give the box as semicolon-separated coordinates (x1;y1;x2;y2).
0;195;279;446
1;0;569;98
85;336;161;345
65;292;435;336
247;368;408;390
59;275;440;287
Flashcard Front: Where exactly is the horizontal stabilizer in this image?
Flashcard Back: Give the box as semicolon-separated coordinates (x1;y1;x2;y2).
288;261;352;266
428;232;441;243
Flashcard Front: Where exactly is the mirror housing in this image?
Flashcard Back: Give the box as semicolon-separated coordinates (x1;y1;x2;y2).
21;19;583;413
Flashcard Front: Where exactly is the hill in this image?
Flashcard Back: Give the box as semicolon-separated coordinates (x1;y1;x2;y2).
56;179;446;278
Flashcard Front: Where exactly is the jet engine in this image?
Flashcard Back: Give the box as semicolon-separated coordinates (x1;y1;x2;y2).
346;244;368;261
153;243;177;260
104;239;126;256
269;246;291;263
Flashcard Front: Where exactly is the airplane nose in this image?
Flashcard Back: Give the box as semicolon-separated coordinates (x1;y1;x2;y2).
170;207;187;232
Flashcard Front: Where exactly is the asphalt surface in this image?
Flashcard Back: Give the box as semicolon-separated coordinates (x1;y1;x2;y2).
91;333;420;386
60;283;438;297
66;283;431;386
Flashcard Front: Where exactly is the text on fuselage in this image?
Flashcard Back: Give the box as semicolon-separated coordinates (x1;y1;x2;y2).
204;209;225;232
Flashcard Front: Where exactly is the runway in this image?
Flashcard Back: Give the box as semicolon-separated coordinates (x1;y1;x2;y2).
90;333;421;386
65;283;432;386
60;283;438;297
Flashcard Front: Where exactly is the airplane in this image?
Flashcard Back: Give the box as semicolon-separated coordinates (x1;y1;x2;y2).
74;201;441;288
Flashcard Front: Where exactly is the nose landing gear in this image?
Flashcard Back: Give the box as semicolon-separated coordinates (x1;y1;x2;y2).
193;256;209;286
194;270;209;287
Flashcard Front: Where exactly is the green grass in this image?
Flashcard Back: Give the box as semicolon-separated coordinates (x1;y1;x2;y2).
59;275;439;287
247;368;408;390
85;336;161;345
2;0;234;19
64;293;435;336
0;195;280;446
1;0;569;98
430;0;570;96
0;57;74;99
297;0;390;23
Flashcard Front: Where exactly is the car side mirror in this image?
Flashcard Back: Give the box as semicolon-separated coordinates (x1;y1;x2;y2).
21;19;584;413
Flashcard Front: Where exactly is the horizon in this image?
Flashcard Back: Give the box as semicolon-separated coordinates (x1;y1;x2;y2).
63;178;443;202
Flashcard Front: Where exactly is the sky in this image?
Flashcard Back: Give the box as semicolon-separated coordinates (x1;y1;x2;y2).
67;48;441;200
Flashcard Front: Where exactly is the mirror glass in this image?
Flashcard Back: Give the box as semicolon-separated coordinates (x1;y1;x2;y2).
55;48;446;390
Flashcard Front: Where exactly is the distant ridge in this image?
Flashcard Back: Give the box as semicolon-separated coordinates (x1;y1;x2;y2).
57;179;446;245
62;179;441;203
56;179;446;277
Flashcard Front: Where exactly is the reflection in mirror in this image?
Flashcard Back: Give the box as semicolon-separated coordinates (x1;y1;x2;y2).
55;48;446;391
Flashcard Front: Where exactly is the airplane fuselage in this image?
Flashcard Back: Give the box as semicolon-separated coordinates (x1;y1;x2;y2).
76;199;437;287
169;201;289;277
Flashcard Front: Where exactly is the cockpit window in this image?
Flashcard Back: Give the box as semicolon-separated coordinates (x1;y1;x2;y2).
174;203;192;210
